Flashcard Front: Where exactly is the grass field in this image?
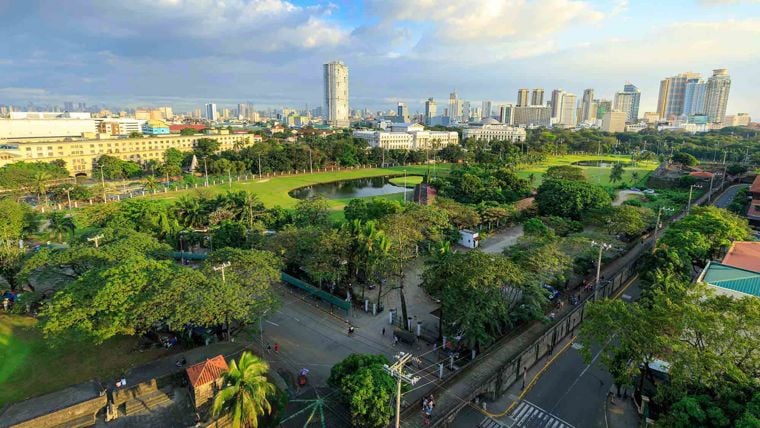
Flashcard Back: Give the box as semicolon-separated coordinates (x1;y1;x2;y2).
513;154;658;189
0;314;167;405
144;164;452;211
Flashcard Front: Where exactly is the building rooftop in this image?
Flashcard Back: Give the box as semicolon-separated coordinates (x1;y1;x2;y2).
722;241;760;272
186;355;228;388
699;261;760;298
689;171;715;179
750;175;760;194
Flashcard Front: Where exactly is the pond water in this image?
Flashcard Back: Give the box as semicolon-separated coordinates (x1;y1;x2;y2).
572;160;633;168
289;176;412;200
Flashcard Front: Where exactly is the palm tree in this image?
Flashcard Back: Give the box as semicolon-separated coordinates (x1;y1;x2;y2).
33;171;52;204
143;175;160;193
212;352;276;428
47;212;75;242
174;196;207;229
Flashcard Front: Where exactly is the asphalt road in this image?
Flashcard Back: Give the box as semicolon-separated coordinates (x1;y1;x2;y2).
712;183;747;209
506;283;642;428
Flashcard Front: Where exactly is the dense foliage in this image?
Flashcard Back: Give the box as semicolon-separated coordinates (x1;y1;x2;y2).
328;354;396;428
535;179;612;219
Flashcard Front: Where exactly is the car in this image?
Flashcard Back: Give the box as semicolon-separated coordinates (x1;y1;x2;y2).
542;284;560;301
630;187;641;192
643;189;656;195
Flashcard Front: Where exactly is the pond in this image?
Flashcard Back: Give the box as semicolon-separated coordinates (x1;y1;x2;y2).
289;176;413;200
572;160;633;168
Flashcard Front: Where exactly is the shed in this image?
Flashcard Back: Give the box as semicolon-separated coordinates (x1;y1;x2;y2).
458;229;480;249
186;355;229;414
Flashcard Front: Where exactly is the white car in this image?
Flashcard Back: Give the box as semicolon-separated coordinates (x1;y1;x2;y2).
643;189;656;195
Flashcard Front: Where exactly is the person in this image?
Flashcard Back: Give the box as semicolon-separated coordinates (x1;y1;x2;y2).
2;298;8;311
382;327;386;336
274;343;280;353
120;376;127;388
348;325;355;336
549;312;556;321
393;335;399;346
266;343;272;353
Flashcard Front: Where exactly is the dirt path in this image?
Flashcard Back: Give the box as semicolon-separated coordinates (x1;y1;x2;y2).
613;189;643;206
477;224;525;254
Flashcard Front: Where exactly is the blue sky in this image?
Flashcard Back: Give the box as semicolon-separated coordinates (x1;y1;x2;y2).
1;0;759;117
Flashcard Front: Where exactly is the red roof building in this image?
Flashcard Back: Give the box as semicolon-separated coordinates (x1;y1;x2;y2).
186;355;229;413
689;171;715;180
170;124;207;133
722;242;760;273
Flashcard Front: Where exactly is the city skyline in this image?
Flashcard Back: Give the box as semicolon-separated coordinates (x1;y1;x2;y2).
1;1;759;117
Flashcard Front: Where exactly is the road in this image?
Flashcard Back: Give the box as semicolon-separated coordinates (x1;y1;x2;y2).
712;183;746;209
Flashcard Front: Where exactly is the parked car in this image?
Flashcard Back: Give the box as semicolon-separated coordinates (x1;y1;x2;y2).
543;284;560;301
630;187;641;192
643;189;656;195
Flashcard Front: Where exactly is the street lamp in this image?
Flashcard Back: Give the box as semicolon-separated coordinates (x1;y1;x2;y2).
652;206;675;253
591;241;613;301
403;169;408;203
687;184;703;213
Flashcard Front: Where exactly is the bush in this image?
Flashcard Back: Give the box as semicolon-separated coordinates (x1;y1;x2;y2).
541;216;583;236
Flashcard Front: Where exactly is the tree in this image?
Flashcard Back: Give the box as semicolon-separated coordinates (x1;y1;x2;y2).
143;175;160;192
47;212;75;242
195;138;221;158
128;131;142;138
212;351;276;428
33;170;52;203
609;162;624;183
603;206;653;236
536;179;612;219
672;152;699;166
175;195;210;228
328;354;395;428
0;199;26;246
545;165;586;181
180;127;198;136
344;197;402;223
293;197;331;228
726;164;748;176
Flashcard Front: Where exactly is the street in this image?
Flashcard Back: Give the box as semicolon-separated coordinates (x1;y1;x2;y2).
712;183;746;209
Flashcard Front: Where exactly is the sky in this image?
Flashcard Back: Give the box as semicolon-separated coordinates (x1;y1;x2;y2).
1;0;759;117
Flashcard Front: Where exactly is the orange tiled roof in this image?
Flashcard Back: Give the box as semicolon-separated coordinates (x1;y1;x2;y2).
689;171;714;179
186;355;229;388
751;175;760;194
722;241;760;273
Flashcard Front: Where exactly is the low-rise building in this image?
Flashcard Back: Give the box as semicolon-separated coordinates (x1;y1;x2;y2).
697;241;760;299
723;113;751;127
0;133;255;176
142;120;171;135
462;119;526;142
352;124;458;150
0;118;98;141
601;111;627;133
624;122;649;133
512;106;551;128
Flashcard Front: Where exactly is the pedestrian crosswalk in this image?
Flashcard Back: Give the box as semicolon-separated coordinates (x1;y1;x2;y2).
508;401;575;428
478;416;507;428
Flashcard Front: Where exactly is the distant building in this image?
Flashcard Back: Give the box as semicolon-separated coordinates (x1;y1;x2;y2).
142;120;170;135
557;93;577;127
424;98;437;125
0;117;98;141
601;111;627;133
531;89;544;106
614;83;641;122
513;106;551;128
204;103;218;121
580;89;595;122
705;69;731;123
462;119;526;142
723;113;751;127
352;125;458;150
323;61;350;128
643;112;660;124
396;102;409;123
683;78;706;116
99;119;144;136
498;104;514;125
596;100;613;120
517;89;530;107
481;101;492;119
657;72;701;119
550;89;564;119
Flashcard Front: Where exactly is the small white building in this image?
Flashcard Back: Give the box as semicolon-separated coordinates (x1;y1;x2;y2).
458;229;480;249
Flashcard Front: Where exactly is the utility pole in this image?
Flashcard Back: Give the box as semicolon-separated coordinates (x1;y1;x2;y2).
258;154;262;179
308;147;313;174
591;241;612;301
204;157;209;187
99;165;106;203
87;234;104;248
403;169;408;203
384;352;420;428
707;174;715;202
213;261;231;283
65;187;72;210
687;184;702;213
651;206;674;253
228;169;232;189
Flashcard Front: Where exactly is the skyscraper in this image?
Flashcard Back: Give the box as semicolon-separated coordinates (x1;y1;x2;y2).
557;93;577;127
580;89;595;122
237;103;248;119
205;103;218;121
613;82;641;122
397;102;409;123
517;89;530;107
424;98;437;125
448;92;459;120
481;101;492;119
498;104;514;125
323;60;349;128
531;89;544;106
705;69;731;123
462;101;472;122
657;72;701;119
683;79;707;116
550;89;564;119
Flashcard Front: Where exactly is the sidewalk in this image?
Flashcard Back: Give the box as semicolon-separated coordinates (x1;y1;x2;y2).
606;393;640;428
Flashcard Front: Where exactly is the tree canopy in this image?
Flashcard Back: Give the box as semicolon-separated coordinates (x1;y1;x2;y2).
535;179;612;219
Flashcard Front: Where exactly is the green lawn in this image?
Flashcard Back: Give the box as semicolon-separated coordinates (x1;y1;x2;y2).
0;314;168;405
388;175;424;187
513;154;658;189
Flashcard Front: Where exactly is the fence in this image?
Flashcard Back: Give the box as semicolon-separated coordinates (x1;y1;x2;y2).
280;272;351;316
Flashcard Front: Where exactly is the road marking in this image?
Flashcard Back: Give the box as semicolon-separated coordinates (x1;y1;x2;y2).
510;401;575;428
621;294;632;301
266;320;280;326
571;343;584;350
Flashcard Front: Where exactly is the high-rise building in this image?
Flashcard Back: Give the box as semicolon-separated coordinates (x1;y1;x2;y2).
557;93;577;127
498;104;514;125
205;103;218;121
613;83;641;123
424;98;437;125
517;89;530;107
531;89;544;106
237;103;248;119
462;101;472;122
705;69;731;123
448;92;457;119
63;101;74;112
513;106;551;128
657;72;701;119
481;101;492;119
580;89;595;122
601;111;627;133
550;89;564;119
396;102;409;123
323;60;350;128
683;79;706;116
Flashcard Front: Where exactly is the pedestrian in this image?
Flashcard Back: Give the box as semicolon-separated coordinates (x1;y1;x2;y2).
382;327;386;336
2;298;8;311
266;343;272;353
274;343;280;353
393;335;399;346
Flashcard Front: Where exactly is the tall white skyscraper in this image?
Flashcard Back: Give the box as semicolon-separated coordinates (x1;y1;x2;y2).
424;98;437;125
550;89;564;120
531;89;544;106
205;103;218;121
705;69;731;123
683;79;707;116
323;61;349;128
396;102;409;123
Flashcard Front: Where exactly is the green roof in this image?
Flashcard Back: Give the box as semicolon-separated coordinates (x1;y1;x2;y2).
702;262;760;297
